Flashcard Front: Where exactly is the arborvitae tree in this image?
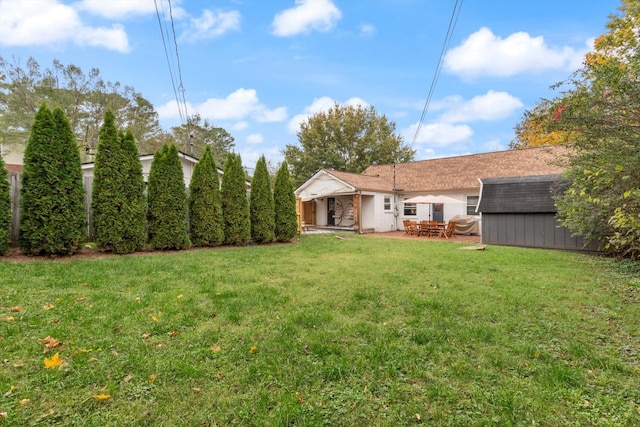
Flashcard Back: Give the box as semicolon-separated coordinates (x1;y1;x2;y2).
189;146;224;246
93;112;146;254
19;104;86;255
0;155;10;255
147;144;190;250
117;129;147;253
250;155;275;244
221;153;250;246
274;161;298;242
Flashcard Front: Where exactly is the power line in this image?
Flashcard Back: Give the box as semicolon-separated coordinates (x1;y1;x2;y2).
411;0;464;146
153;0;189;128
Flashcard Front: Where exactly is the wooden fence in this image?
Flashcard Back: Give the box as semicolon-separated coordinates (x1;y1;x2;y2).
8;172;95;245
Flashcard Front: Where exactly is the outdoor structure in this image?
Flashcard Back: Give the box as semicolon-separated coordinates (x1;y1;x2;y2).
82;150;200;188
295;146;566;234
477;174;599;251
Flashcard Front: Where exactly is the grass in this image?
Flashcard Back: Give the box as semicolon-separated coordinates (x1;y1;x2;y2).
0;234;639;426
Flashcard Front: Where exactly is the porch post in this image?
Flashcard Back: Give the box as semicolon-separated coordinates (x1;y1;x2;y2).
353;193;361;233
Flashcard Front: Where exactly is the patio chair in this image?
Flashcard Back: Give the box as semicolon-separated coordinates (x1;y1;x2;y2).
438;221;457;239
403;220;419;236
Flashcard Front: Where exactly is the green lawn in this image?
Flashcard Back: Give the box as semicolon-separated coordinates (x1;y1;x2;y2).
1;235;639;426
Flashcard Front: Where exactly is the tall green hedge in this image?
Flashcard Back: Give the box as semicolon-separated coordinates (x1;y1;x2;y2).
92;112;147;253
221;153;250;246
147;144;190;250
0;155;10;256
189;146;224;247
274;161;298;242
250;156;275;244
19;104;86;255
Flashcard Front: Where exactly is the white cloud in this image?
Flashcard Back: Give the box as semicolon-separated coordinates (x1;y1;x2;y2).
404;122;473;146
180;9;241;43
232;121;249;131
247;134;264;144
444;27;587;78
272;0;342;37
76;0;158;19
287;96;369;134
157;88;286;125
359;24;376;37
0;0;130;52
436;90;523;123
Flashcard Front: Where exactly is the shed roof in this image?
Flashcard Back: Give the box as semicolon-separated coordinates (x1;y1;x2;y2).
477;174;566;213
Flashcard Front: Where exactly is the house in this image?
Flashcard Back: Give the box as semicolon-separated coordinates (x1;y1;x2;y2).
295;146;566;234
82;150;200;188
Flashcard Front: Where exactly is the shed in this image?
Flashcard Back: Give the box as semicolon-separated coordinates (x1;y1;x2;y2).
477;174;599;251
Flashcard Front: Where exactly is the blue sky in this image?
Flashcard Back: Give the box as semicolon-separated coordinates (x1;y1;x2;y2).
0;0;620;168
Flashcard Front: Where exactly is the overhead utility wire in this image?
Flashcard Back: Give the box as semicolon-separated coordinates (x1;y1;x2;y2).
168;0;190;126
411;0;463;145
153;0;188;126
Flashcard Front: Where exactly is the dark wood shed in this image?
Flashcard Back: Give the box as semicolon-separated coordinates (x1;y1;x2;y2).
477;174;599;251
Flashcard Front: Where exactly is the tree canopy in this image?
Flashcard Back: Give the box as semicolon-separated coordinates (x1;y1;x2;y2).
283;103;415;186
171;113;235;165
524;0;640;259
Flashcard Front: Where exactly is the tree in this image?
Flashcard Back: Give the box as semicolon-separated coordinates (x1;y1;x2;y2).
273;161;298;242
221;153;250;246
0;56;165;160
189;145;224;247
538;0;640;259
510;100;577;149
147;144;190;250
283;103;415;185
92;114;147;254
19;104;85;255
171;113;235;165
250;156;275;244
0;155;10;255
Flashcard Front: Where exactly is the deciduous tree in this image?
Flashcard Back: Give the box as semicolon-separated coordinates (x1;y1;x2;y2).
283;103;415;185
171;113;235;165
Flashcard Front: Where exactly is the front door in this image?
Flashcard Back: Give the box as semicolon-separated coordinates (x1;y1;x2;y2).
327;197;335;226
433;203;444;221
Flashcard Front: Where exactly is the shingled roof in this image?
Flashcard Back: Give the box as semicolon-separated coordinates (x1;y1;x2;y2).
353;146;567;193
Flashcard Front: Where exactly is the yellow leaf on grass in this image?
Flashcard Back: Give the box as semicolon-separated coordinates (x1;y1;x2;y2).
11;306;21;312
151;316;158;322
94;394;111;400
42;304;55;310
149;373;157;382
211;345;221;353
76;297;87;302
44;352;63;369
295;391;303;403
4;385;14;397
20;399;30;405
5;315;14;321
250;346;257;352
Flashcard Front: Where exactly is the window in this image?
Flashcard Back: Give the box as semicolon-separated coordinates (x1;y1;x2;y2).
466;196;479;215
403;199;417;216
383;196;391;211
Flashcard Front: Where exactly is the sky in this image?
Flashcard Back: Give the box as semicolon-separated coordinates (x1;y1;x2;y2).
0;0;622;169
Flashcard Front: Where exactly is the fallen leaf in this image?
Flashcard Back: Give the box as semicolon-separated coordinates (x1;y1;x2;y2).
50;319;60;325
149;373;157;382
42;304;55;310
4;385;14;397
76;297;87;302
296;391;303;403
215;371;222;378
211;345;221;353
0;412;7;419
168;331;178;337
416;413;421;421
19;399;30;405
111;350;119;357
250;345;257;352
40;336;62;352
11;306;21;312
135;297;141;303
123;373;134;383
142;333;151;339
94;394;111;400
151;316;158;322
584;400;591;408
5;315;14;321
177;294;184;299
192;387;201;394
44;353;63;369
55;298;63;303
